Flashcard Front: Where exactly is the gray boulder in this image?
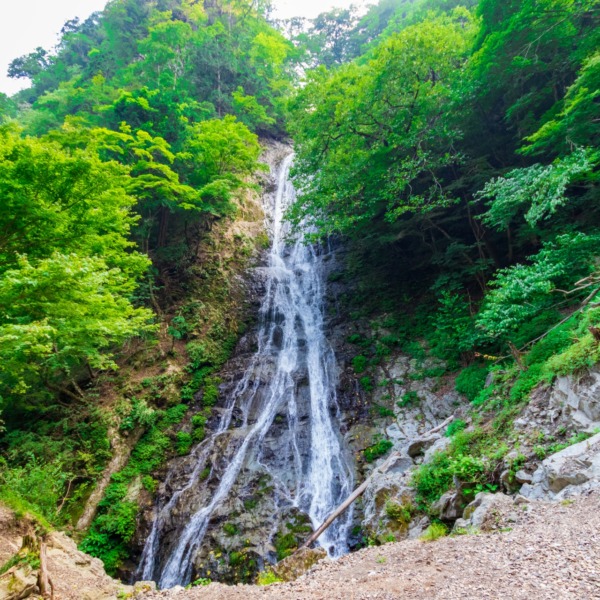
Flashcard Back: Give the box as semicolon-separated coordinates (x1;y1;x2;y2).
521;431;600;500
453;492;514;532
549;369;600;431
430;489;465;521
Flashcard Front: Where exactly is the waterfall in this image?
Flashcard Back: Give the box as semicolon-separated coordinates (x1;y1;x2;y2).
137;153;354;589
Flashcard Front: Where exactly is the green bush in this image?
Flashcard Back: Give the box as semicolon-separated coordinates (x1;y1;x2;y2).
359;376;374;392
384;499;413;524
0;457;70;525
445;419;467;437
455;364;488;402
509;363;548;402
374;404;395;418
352;355;368;373
176;432;193;455
363;437;393;462
223;522;239;536
397;391;419;408
274;532;297;560
420;522;448;541
257;570;283;585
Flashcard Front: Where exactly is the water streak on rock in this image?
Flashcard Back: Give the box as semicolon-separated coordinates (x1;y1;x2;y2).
137;153;354;588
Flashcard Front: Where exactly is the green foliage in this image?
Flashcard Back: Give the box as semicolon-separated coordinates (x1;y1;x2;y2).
397;391;420;408
479;149;596;230
0;457;71;525
223;522;239;536
384;499;414;525
189;578;212;587
419;522;448;541
524;52;600;156
0;126;154;401
289;10;477;238
175;432;193;456
455;365;488;403
359;376;374;392
80;398;189;572
374;404;395;418
428;292;480;365
352;355;368;373
412;430;492;506
257;570;283;585
445;419;467;437
363;436;393;462
274;532;297;560
477;233;600;341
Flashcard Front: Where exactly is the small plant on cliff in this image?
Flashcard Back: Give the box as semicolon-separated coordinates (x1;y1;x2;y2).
420;522;448;541
384;499;414;525
374;404;395;418
397;391;419;408
359;376;374;392
445;419;467;437
363;436;393;463
188;577;211;588
257;570;283;585
352;354;368;373
223;522;239;536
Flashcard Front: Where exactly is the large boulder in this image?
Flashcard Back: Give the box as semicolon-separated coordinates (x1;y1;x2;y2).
270;547;327;582
549;368;600;431
453;492;515;532
0;565;38;600
521;431;600;500
430;488;466;522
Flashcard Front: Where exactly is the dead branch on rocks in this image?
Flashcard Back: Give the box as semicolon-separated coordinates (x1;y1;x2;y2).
299;415;455;551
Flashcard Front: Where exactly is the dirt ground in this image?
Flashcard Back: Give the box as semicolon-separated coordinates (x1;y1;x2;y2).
2;492;599;600
141;491;600;600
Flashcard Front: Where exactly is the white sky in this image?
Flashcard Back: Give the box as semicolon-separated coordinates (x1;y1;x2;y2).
0;0;363;96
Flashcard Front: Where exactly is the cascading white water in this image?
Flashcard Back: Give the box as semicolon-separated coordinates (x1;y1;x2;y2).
137;153;354;588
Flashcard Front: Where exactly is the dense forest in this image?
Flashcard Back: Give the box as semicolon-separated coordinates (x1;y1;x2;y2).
0;0;599;585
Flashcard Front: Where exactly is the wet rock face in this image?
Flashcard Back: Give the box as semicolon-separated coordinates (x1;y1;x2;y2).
133;150;356;588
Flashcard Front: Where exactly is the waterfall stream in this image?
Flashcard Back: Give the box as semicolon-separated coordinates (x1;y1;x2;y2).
137;153;354;588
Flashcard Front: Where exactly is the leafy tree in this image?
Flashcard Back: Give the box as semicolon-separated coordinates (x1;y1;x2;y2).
0;253;154;399
524;52;600;156
289;10;477;236
0;126;153;401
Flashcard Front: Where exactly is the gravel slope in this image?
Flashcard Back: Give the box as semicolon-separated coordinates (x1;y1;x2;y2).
142;491;600;600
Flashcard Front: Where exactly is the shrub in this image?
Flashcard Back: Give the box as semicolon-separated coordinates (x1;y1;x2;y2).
0;457;70;525
202;378;221;407
175;432;193;456
420;522;448;541
455;364;488;402
257;570;283;585
274;532;297;560
352;354;368;373
223;522;239;536
445;419;467;437
359;376;374;392
509;363;548;402
384;499;413;525
363;437;393;462
374;404;395;418
397;391;419;408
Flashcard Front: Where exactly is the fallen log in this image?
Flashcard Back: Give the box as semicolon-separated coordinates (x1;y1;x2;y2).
299;415;456;550
300;451;401;550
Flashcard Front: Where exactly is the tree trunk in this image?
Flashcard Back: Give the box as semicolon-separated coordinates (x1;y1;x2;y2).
38;542;54;600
